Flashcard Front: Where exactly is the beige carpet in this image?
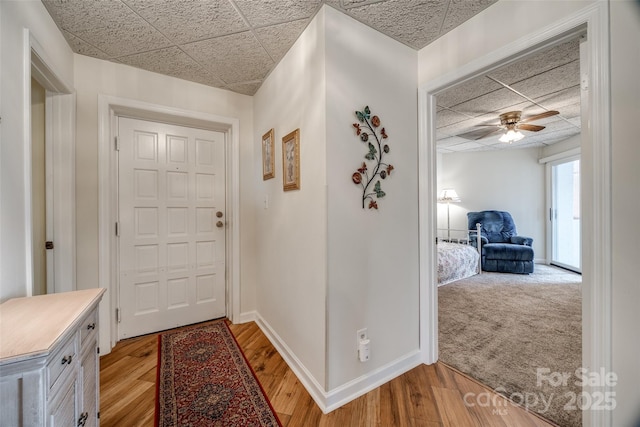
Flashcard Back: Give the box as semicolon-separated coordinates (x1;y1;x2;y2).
438;264;582;427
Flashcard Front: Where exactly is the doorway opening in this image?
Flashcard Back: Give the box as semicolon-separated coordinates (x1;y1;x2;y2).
550;157;581;273
31;77;48;296
418;4;612;427
432;34;584;427
27;32;76;297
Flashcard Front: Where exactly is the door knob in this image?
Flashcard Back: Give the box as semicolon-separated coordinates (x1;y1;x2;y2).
216;221;224;228
216;211;223;218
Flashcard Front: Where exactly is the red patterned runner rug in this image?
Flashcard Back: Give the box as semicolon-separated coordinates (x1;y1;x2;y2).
155;320;281;427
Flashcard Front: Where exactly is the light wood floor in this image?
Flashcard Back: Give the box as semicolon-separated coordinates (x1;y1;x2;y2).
99;320;555;427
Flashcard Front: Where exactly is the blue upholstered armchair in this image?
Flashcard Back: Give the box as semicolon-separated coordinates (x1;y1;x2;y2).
467;210;534;274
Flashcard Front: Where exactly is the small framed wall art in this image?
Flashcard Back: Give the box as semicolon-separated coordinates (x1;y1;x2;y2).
282;128;300;191
262;128;275;180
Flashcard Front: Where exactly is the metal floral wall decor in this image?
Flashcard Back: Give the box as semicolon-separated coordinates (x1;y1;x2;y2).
351;106;394;210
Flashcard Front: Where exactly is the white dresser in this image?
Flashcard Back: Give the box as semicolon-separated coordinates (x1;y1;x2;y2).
0;288;105;426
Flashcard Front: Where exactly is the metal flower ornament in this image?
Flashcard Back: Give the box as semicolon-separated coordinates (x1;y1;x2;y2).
351;106;394;209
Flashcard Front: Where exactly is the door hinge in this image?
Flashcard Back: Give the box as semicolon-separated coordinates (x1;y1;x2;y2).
115;222;120;237
97;347;100;354
97;412;100;419
45;241;54;250
116;308;121;323
114;136;120;151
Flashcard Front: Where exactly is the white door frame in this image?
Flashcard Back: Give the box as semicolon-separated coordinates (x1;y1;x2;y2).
98;95;241;355
418;3;611;427
544;152;582;272
540;146;582;266
24;29;76;296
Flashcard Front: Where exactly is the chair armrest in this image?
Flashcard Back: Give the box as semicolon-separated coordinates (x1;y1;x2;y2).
511;236;533;246
469;233;488;246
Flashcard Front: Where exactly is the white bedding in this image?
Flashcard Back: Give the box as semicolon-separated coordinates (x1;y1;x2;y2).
437;242;480;286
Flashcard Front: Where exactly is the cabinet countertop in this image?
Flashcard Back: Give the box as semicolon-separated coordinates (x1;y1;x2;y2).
0;288;105;364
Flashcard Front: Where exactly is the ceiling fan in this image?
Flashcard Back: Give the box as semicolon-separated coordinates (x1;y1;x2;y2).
457;110;560;143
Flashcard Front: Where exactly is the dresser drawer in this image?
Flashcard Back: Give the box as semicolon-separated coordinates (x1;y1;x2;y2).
80;309;98;344
47;334;77;391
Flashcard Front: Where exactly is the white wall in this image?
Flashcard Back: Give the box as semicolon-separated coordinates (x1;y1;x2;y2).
439;148;545;259
610;2;640;426
252;9;328;387
253;5;419;400
0;0;74;301
324;6;419;391
73;55;257;320
420;1;640;425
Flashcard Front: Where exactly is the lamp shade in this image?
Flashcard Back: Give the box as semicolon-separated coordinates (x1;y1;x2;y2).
499;129;525;143
437;189;461;203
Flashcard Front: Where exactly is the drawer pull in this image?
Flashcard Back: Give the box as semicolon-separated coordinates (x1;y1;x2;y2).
61;355;73;365
78;412;89;426
87;322;96;330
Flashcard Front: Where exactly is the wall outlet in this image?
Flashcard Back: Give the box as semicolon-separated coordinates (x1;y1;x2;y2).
356;328;367;346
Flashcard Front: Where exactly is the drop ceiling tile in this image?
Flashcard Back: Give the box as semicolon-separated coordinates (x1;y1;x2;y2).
437;136;471;147
504;141;539;149
536;118;579;134
488;39;580;85
340;0;387;7
524;103;581;123
233;0;322;27
436;115;494;139
510;61;580;99
568;117;581;127
182;31;274;84
440;0;497;35
437;76;502;108
525;127;580;146
43;0;171;57
436;109;472;128
42;0;101;32
125;0;248;44
324;0;343;8
494;100;537;117
118;46;226;88
532;86;581;110
74;25;172;58
226;81;263;96
63;31;111;60
75;26;171;58
254;19;309;62
437;147;454;153
452;88;526;117
446;141;485;151
345;0;449;49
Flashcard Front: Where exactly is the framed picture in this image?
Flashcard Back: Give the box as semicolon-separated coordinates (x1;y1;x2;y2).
262;129;275;180
282;129;300;191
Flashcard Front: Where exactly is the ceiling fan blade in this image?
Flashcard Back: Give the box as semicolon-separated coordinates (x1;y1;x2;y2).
517;123;545;132
457;127;502;140
521;110;559;123
473;121;502;127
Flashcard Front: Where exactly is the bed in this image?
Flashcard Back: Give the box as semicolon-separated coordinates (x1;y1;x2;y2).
437;225;482;286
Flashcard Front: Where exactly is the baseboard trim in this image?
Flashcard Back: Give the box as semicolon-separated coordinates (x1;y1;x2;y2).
236;310;257;324
253;313;329;412
253;312;422;414
323;350;422;413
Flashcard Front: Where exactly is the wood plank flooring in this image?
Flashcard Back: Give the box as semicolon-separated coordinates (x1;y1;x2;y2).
99;320;555;427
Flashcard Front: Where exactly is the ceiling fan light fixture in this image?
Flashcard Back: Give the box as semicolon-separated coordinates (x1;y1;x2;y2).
499;129;525;143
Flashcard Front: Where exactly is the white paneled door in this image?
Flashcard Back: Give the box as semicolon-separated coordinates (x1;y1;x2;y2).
118;118;226;339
